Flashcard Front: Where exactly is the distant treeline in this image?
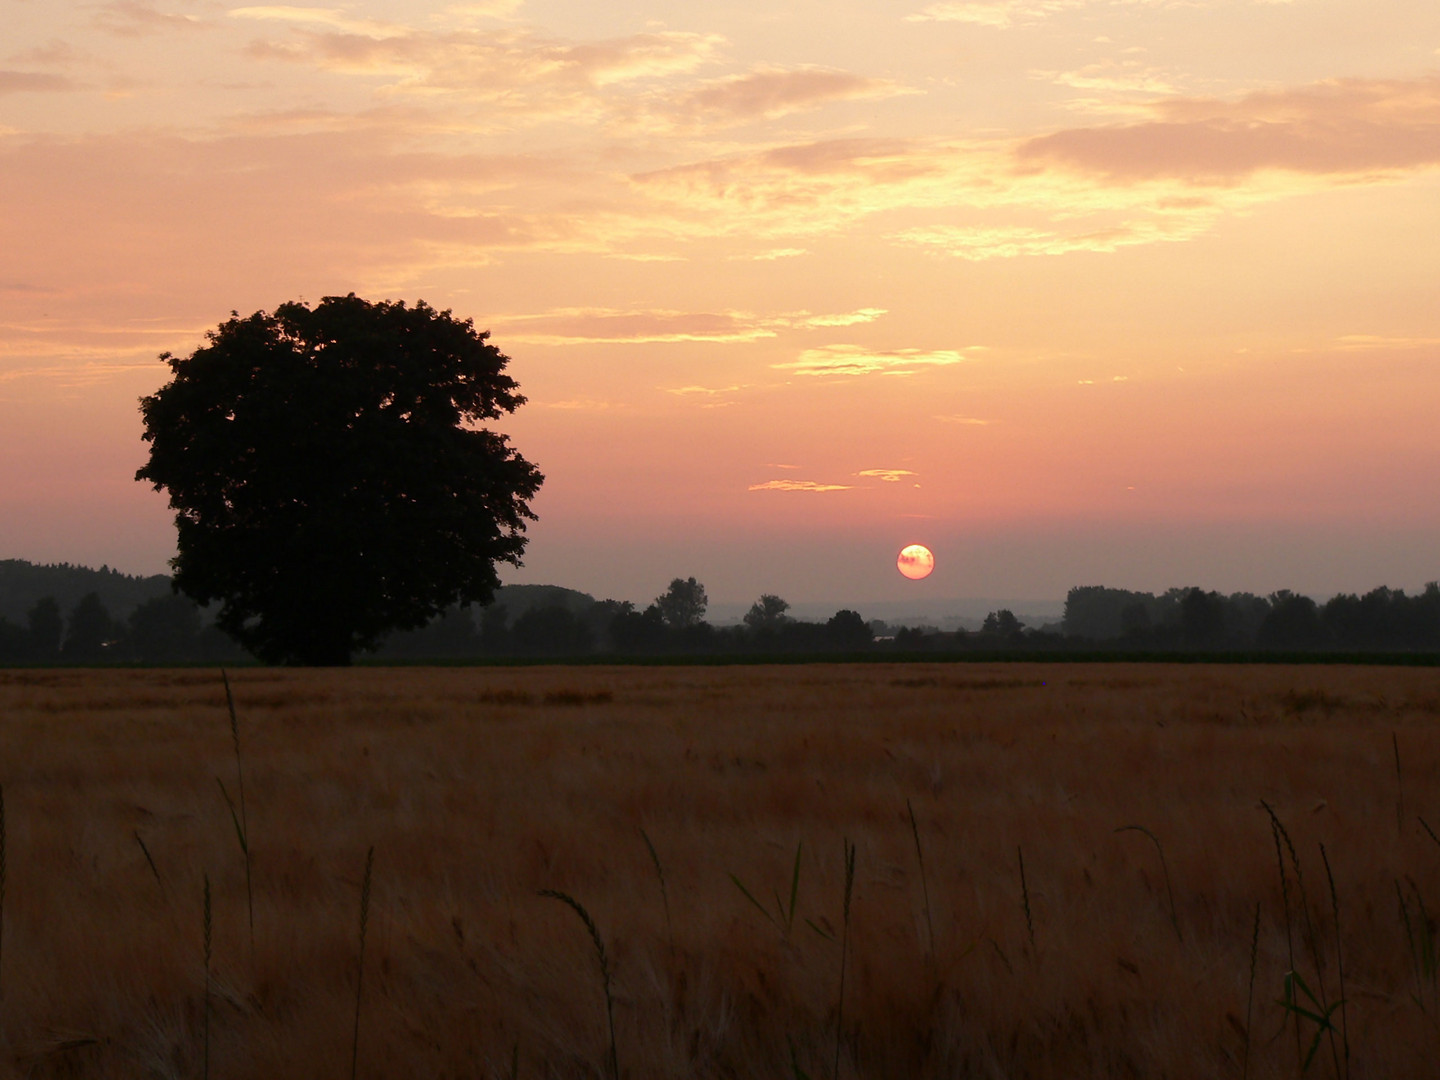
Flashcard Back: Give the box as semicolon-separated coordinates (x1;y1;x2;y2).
2;558;1437;663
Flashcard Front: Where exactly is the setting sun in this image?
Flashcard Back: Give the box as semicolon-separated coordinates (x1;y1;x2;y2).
897;544;935;581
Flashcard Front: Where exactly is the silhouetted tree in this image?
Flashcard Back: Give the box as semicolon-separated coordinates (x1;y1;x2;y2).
611;604;666;652
1257;591;1327;650
511;605;592;655
655;577;707;630
825;609;872;649
744;594;790;632
128;593;204;662
136;295;542;665
1178;588;1227;649
0;617;25;661
982;609;1023;636
62;592;117;662
27;597;62;661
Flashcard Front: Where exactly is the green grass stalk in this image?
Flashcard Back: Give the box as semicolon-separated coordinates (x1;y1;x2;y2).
351;846;374;1080
540;889;618;1080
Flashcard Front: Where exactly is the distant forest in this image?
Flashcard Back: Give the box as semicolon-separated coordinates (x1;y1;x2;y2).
1;558;1437;664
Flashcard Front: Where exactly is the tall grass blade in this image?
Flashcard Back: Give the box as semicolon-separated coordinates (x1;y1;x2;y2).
1419;816;1440;854
134;829;165;899
730;872;781;932
1115;824;1181;943
1018;845;1036;957
1262;802;1302;1071
639;828;674;956
221;671;254;949
1269;810;1339;1078
906;799;935;957
833;838;856;1080
1397;879;1424;1010
540;889;618;1080
1243;901;1260;1080
1276;970;1343;1074
351;846;374;1080
1320;843;1349;1080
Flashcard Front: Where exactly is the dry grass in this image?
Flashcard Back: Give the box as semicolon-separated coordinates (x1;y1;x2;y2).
0;662;1436;1078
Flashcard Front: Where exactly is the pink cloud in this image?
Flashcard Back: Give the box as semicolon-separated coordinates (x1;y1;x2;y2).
1018;76;1440;182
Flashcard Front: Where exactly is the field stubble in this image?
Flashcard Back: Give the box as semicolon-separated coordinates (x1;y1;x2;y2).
0;663;1436;1078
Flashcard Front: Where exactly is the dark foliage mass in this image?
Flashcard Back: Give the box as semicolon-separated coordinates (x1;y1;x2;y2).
135;295;543;665
3;558;1440;664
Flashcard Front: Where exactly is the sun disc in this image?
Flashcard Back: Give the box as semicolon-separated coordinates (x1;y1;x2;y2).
897;544;935;580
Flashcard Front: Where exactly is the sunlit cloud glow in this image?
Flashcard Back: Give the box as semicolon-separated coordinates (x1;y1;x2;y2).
748;479;854;492
776;345;976;376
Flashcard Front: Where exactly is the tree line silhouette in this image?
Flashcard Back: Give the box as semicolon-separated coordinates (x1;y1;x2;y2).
2;560;1438;664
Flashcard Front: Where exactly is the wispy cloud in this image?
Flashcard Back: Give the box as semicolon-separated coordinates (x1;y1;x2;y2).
1334;334;1440;351
776;344;975;377
856;468;917;482
0;71;77;93
748;479;853;492
1019;76;1440;183
892;219;1210;259
661;67;907;128
95;1;210;36
934;414;992;425
229;6;405;37
493;306;885;344
905;0;1085;28
663;384;744;395
241;18;726;111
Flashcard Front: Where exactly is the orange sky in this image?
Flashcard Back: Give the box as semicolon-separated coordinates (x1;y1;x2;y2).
2;0;1438;607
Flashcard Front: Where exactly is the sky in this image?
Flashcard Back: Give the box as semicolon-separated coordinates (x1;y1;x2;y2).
2;0;1438;609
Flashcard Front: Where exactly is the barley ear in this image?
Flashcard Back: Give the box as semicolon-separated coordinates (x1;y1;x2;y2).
540;889;618;1080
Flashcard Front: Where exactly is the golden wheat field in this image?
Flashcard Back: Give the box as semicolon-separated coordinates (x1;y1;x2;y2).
0;662;1437;1079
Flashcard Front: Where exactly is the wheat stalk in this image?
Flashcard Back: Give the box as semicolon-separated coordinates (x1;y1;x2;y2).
640;828;674;956
351;846;374;1080
540;889;618;1080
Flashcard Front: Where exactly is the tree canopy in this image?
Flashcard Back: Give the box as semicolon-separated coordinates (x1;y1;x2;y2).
136;295;543;665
